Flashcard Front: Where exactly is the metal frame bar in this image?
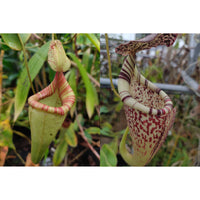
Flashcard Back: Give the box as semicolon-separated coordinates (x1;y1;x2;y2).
100;78;195;95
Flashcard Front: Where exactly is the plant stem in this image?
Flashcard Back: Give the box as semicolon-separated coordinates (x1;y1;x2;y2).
74;34;78;57
64;154;68;166
105;33;120;98
75;110;100;161
68;148;87;165
0;42;7;46
13;149;26;165
0;50;4;116
166;128;181;166
32;34;45;43
52;33;55;41
18;34;35;94
63;33;77;45
13;130;31;144
119;126;130;155
71;61;100;87
105;34;130;164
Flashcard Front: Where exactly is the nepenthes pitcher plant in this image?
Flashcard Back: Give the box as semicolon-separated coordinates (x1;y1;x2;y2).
115;34;178;166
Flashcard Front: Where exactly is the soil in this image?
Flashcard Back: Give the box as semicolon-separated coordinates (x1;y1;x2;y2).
5;125;100;166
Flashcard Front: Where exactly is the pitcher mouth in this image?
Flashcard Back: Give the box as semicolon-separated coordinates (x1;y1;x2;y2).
118;55;173;116
28;72;75;115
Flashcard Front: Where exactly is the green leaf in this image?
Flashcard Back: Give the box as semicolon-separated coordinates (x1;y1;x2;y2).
102;122;113;129
84;34;100;52
68;53;96;118
19;34;31;44
87;54;94;73
64;123;78;147
84;130;92;143
1;34;21;50
1;34;31;50
65;70;71;79
53;138;68;166
48;66;56;82
92;84;99;106
100;127;113;137
0;119;15;149
82;50;90;69
100;106;109;114
68;68;77;95
115;101;123;112
85;127;100;135
100;122;115;137
42;148;49;165
100;144;117;166
76;34;89;45
14;41;51;121
82;51;94;73
68;68;77;117
74;114;84;131
109;137;119;155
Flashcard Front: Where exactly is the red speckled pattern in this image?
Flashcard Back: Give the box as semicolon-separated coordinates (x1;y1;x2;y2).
117;34;178;165
124;105;176;165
